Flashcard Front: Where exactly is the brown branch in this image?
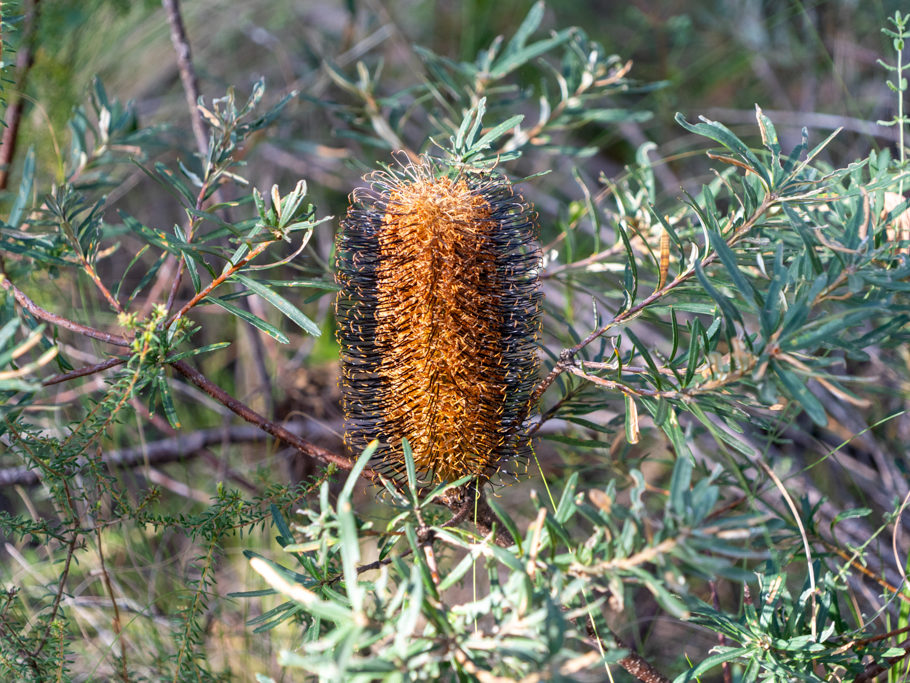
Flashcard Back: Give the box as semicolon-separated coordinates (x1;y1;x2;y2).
0;0;42;191
852;638;910;683
161;0;208;157
42;357;127;386
132;399;262;495
169;360;366;476
1;276;132;347
166;238;275;328
0;422;327;488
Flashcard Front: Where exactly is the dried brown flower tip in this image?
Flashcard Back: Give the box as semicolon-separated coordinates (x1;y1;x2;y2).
335;159;541;485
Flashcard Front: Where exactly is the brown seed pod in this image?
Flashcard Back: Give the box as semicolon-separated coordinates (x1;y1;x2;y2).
335;159;541;485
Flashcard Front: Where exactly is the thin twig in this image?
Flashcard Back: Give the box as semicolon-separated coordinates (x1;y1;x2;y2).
1;276;132;347
42;357;127;386
79;259;124;314
169;359;365;476
160;0;209;319
29;534;79;659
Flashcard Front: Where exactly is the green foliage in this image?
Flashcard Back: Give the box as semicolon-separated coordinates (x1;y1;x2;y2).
2;2;910;682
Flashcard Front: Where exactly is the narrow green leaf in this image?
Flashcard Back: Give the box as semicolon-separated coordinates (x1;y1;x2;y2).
503;1;544;54
340;440;378;503
472;114;524;152
206;296;290;343
673;646;753;682
165;342;231;362
490;30;572;79
708;229;755;307
402;437;418;499
773;361;827;426
675;113;770;188
486;497;522;550
235;274;321;337
156;370;181;429
694;260;739;339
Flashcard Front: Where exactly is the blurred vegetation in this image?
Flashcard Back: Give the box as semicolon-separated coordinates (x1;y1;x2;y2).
2;0;910;681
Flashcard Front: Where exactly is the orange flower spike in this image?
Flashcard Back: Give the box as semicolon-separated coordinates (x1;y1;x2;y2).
335;159;541;486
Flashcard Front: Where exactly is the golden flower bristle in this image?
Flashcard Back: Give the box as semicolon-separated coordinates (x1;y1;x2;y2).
335;159;541;485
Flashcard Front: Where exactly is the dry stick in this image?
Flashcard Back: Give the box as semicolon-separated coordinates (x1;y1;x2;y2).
1;276;132;347
161;0;208;156
0;423;305;487
0;0;42;191
134;401;262;495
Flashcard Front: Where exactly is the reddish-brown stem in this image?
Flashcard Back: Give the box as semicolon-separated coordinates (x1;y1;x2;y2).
81;260;124;314
42;357;127;386
169;359;367;477
1;276;132;347
0;0;42;191
166;239;274;328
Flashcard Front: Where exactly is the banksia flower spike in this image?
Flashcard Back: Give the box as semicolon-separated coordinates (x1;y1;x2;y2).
335;158;541;486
